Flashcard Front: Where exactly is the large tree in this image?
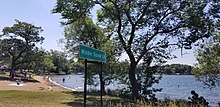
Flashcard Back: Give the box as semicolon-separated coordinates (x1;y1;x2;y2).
0;20;44;78
53;0;219;100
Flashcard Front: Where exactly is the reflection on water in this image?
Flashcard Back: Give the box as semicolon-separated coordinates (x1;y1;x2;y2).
51;74;220;106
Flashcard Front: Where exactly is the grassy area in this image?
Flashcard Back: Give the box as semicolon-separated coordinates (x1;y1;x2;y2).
0;90;73;107
0;90;124;107
0;90;193;107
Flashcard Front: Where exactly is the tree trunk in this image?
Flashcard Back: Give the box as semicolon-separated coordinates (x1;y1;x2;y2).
129;62;138;101
10;61;16;80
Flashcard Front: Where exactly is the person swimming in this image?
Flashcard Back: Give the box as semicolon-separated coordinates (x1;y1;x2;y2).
62;77;65;83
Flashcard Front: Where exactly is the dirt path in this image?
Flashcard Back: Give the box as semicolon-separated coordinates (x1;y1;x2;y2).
0;76;70;92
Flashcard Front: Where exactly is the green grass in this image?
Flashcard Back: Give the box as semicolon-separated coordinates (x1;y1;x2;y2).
0;90;192;107
0;90;73;107
0;90;125;107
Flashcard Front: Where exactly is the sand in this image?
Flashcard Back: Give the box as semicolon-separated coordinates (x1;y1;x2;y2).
0;76;70;92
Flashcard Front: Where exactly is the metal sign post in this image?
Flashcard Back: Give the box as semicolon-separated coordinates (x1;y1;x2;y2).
100;62;103;107
84;59;88;107
79;45;106;107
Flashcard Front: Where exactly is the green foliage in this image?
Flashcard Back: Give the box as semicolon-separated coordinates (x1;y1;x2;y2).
58;12;123;92
193;34;220;87
157;64;192;75
32;49;55;74
137;65;162;102
104;60;130;87
0;20;44;72
49;50;68;73
60;16;122;61
86;60;130;92
31;49;72;75
110;60;163;101
52;0;95;25
62;17;105;50
43;56;55;72
19;48;46;71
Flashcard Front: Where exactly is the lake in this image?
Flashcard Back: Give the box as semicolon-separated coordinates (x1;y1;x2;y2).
50;74;220;106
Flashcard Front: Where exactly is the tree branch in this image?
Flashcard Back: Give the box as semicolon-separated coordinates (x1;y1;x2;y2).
158;25;185;34
136;8;181;63
126;10;136;48
135;0;154;26
110;0;136;62
95;1;110;12
136;32;158;63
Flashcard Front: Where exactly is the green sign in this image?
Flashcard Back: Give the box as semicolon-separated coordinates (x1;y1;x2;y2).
79;45;106;62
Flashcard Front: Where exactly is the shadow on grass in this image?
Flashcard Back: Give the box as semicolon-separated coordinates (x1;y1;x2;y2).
0;74;39;83
62;91;124;107
0;75;9;80
21;78;39;83
61;91;95;106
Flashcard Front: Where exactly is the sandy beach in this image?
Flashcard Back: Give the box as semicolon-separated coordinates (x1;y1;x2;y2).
0;76;70;92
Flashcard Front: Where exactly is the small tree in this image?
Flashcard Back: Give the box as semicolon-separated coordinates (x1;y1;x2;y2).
59;16;122;93
193;34;220;87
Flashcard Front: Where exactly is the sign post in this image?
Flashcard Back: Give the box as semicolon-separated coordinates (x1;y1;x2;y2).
100;62;103;107
84;59;88;107
79;45;106;107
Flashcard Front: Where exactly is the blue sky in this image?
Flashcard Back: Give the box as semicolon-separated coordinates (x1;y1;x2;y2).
0;0;64;51
0;0;196;65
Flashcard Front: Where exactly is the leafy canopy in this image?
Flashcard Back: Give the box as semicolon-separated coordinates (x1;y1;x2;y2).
0;19;44;70
53;0;218;64
53;0;219;99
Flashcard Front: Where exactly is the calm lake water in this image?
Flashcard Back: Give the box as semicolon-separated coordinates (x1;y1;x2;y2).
50;74;220;106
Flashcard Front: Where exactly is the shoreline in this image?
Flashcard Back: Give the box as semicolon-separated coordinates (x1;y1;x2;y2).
48;76;77;91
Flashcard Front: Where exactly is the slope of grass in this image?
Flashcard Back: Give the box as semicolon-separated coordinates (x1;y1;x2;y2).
0;90;73;107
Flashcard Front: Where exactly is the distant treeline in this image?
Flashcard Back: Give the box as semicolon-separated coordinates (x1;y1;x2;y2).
157;64;192;75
